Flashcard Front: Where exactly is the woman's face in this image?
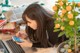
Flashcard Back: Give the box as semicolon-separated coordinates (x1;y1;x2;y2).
25;16;37;30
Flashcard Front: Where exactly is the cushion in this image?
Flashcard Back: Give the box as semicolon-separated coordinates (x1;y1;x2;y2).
0;22;16;34
3;6;26;23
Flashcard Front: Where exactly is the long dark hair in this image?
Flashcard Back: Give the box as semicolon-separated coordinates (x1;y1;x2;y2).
22;3;53;47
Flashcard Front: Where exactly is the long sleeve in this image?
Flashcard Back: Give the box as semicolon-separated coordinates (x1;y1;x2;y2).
47;24;59;46
47;21;68;46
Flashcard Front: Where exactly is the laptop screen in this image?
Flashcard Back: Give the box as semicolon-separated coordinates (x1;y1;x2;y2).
0;40;9;53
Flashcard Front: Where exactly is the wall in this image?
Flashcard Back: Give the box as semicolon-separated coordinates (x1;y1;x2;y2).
10;0;57;11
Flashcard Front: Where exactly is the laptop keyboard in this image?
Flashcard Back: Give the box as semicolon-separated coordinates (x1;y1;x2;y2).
6;40;25;53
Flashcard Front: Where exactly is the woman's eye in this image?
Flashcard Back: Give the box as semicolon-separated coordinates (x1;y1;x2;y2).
27;21;31;23
28;22;31;23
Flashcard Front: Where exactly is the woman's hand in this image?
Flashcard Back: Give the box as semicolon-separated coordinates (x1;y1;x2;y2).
16;31;27;39
16;39;32;47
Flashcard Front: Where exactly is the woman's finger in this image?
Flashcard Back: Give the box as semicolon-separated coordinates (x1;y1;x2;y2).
15;31;27;39
16;31;23;38
16;31;20;37
16;42;21;45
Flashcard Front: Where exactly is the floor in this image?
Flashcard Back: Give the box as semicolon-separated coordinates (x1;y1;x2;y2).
23;47;57;53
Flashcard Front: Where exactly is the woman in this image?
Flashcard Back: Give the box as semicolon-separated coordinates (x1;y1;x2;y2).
16;3;66;48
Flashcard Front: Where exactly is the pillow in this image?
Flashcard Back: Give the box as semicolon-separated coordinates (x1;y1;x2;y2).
3;6;26;23
0;20;7;27
0;22;16;30
3;22;16;30
3;10;13;21
0;22;16;34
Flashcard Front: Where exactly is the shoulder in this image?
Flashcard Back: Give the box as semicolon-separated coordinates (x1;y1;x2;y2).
46;18;55;30
46;18;60;34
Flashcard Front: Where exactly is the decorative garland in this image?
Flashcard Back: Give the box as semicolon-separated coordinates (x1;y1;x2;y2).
0;0;12;20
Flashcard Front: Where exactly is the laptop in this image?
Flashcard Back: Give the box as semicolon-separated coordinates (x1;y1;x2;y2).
0;40;25;53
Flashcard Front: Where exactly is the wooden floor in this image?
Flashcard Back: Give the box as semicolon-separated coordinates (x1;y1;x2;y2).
0;33;58;53
23;47;57;53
